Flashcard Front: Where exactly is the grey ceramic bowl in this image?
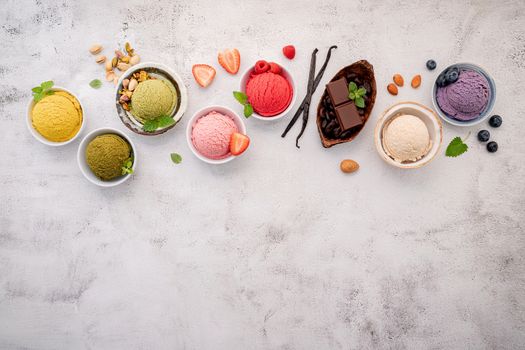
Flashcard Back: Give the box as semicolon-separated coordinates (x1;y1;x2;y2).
115;62;188;135
431;63;496;127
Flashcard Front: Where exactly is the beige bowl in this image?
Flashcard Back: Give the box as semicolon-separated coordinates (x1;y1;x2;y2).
374;101;442;169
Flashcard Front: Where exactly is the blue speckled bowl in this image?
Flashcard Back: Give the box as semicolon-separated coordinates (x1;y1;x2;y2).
432;63;496;127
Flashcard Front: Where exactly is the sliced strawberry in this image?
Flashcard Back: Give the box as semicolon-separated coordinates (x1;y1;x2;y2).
282;45;296;59
254;60;270;74
218;48;241;74
230;132;250;156
269;62;282;74
192;64;216;87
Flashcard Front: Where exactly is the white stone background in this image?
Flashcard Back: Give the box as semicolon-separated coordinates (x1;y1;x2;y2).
1;0;525;349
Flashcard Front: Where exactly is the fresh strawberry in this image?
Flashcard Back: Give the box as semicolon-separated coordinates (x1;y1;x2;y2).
230;132;250;156
192;64;216;87
282;45;296;59
269;62;282;74
254;60;270;74
218;48;241;74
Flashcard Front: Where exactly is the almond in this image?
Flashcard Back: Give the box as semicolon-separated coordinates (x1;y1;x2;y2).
387;83;398;96
393;74;404;87
411;74;422;88
128;78;138;91
340;159;359;173
89;44;103;55
122;78;130;89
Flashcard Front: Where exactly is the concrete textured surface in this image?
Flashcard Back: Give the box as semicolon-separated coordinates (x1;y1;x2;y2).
1;0;525;349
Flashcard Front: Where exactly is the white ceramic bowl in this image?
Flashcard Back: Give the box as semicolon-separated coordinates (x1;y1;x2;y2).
26;86;85;146
115;62;188;135
239;64;296;121
431;63;496;127
374;101;443;169
186;105;247;165
77;127;137;187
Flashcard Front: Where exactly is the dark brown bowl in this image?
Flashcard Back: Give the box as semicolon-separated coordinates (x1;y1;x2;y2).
316;60;377;148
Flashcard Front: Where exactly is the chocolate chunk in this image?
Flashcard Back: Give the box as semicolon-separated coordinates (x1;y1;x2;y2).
335;102;363;131
326;77;349;106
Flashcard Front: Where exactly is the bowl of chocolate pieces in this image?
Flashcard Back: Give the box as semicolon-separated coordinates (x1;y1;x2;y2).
316;60;377;147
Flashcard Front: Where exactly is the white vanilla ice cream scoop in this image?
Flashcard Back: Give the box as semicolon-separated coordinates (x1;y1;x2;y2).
382;114;431;163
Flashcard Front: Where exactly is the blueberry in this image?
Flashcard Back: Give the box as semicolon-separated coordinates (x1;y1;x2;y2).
487;141;498;153
445;69;459;84
477;130;490;142
489;115;502;128
426;59;437;70
436;73;448;87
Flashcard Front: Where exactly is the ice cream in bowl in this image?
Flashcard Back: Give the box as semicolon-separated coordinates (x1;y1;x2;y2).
77;127;136;187
432;63;496;127
238;60;296;121
186;106;249;164
374;102;442;169
27;84;84;146
115;62;188;135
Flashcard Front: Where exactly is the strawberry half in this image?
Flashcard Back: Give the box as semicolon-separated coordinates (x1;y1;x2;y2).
282;45;296;60
218;48;241;74
230;132;250;156
192;64;216;87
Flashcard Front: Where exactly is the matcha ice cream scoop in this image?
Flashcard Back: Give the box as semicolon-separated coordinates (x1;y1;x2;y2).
86;134;131;181
131;79;177;122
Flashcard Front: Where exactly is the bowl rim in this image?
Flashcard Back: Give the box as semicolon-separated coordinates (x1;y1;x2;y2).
431;62;496;127
374;101;443;169
186;105;247;165
77;127;137;187
26;86;85;146
239;64;296;121
115;61;188;135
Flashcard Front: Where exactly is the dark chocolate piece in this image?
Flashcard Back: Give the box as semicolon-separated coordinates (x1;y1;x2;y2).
335;102;362;131
326;77;349;106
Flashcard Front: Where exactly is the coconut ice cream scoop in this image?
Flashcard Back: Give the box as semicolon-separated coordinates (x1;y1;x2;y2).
382;114;431;163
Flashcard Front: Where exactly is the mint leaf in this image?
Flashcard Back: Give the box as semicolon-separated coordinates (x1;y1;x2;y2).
233;91;248;105
41;81;54;90
143;119;159;132
32;86;43;93
357;87;367;96
348;82;357;92
170;153;182;164
157;115;175;128
33;93;44;102
349;91;356;100
355;97;365;108
89;79;102;89
446;137;468;157
244;104;253;118
121;157;134;175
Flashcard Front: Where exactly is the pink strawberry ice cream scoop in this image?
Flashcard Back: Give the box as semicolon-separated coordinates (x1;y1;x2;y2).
246;71;293;117
191;111;238;159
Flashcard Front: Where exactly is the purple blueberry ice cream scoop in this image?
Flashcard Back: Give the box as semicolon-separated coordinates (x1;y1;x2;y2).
436;69;490;121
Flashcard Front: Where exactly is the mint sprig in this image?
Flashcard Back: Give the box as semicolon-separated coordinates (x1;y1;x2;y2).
446;136;469;157
143;114;176;132
348;81;367;108
32;81;54;102
233;91;253;118
121;157;134;175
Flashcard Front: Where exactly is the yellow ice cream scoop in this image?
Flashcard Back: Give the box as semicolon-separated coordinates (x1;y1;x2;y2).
31;91;83;142
130;79;177;122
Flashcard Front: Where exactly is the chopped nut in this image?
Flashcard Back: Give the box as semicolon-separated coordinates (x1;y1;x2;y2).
89;44;103;55
95;55;106;64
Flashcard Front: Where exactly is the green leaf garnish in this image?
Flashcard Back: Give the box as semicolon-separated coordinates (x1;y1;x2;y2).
89;79;102;89
143;114;175;132
244;104;253;118
170;153;182;164
347;81;367;108
121;157;134;175
355;96;365;108
446;136;469;157
32;80;54;102
233;91;253;118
